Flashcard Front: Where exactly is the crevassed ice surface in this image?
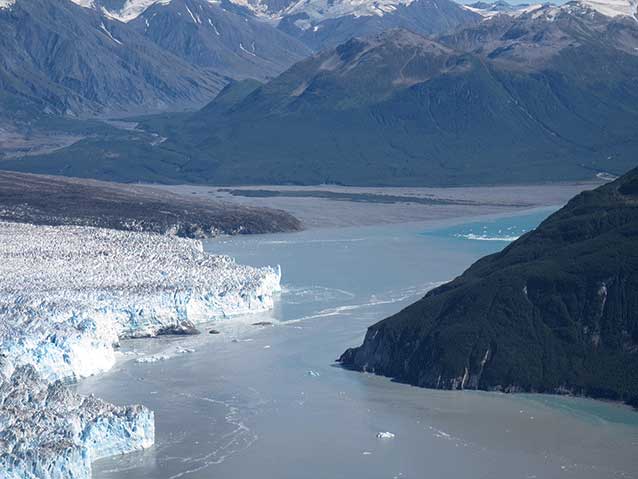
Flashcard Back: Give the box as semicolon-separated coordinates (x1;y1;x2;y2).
0;221;280;382
0;221;280;478
0;362;154;479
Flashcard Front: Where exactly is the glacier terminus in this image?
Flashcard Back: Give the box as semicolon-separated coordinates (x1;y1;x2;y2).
0;221;282;478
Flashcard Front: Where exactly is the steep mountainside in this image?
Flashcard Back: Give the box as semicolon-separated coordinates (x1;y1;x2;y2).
0;0;226;120
113;0;311;80
340;168;638;407
149;5;638;186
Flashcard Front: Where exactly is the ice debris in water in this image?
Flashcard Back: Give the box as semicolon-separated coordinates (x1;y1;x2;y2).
135;348;195;363
377;432;396;439
306;370;320;377
0;221;281;478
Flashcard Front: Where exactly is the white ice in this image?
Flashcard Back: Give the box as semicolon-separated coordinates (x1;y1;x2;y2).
0;221;281;478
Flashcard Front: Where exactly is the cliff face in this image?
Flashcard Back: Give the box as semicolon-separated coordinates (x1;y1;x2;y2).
340;168;638;405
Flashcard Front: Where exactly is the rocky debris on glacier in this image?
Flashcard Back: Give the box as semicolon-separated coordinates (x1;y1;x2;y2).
0;361;154;479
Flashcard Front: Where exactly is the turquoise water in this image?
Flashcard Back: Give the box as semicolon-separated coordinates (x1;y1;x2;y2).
422;207;558;243
521;394;638;427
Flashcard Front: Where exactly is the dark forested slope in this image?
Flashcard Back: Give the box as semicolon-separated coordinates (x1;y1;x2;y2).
341;168;638;406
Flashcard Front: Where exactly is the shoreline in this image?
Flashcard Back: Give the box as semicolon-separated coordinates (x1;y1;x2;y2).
154;181;601;230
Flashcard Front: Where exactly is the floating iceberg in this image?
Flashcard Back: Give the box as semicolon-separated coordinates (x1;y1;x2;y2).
0;221;282;478
376;431;396;439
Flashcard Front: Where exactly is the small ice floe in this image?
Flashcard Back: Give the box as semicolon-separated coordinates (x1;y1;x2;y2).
136;354;169;363
377;431;395;439
362;451;372;455
263;345;271;349
135;348;194;363
306;370;320;377
429;426;452;439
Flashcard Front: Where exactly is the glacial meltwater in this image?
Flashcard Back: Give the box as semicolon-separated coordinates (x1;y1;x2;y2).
78;212;638;479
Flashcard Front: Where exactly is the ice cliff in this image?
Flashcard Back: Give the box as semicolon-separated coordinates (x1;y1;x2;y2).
0;362;154;479
0;221;281;382
0;221;281;478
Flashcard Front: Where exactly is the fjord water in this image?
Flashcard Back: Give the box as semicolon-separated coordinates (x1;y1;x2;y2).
79;212;638;479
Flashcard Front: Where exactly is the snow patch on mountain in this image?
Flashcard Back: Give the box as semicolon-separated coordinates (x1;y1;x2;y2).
464;0;638;20
67;0;473;25
100;21;124;43
98;0;426;23
577;0;638;19
103;0;172;22
71;0;97;7
463;1;544;18
281;0;417;22
0;0;16;9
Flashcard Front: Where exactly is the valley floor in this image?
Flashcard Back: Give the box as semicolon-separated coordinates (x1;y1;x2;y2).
158;181;600;229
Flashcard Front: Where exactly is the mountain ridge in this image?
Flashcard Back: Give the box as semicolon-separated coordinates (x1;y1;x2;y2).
0;0;227;120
